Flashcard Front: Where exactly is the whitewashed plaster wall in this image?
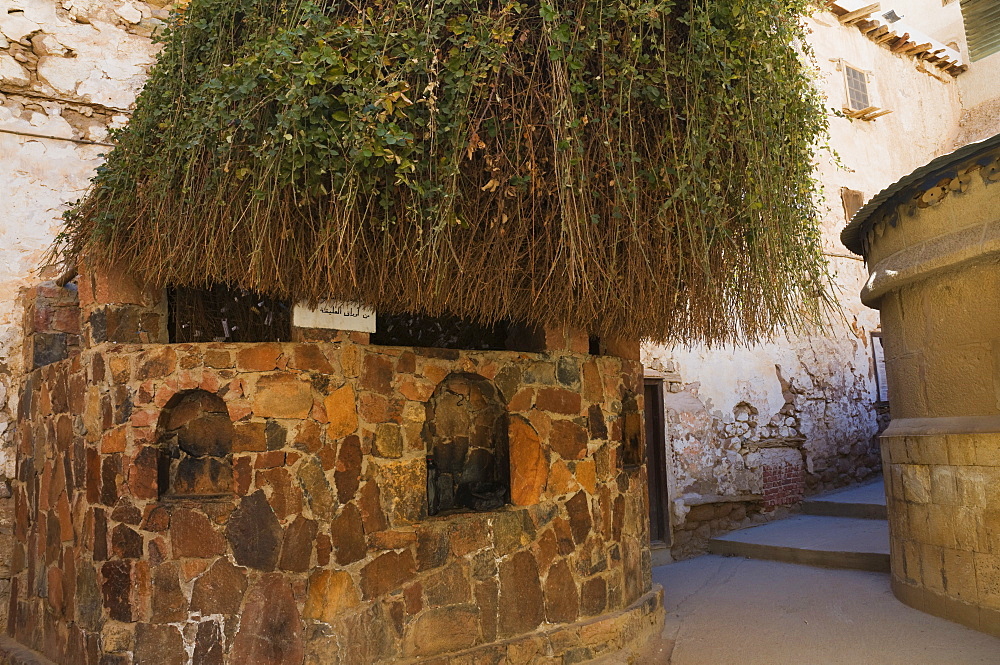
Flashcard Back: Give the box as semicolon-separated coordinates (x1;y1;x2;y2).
642;4;976;546
893;0;1000;148
953;49;1000;147
0;0;160;481
892;0;966;54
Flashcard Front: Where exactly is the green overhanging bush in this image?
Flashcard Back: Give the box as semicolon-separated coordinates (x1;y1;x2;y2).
59;0;830;344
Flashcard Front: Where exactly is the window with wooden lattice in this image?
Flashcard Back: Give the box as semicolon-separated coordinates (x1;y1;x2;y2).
844;64;871;111
837;60;891;121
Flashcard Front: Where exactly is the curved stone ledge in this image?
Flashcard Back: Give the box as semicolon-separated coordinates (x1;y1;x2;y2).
884;415;1000;436
892;577;1000;638
861;218;1000;307
405;585;665;665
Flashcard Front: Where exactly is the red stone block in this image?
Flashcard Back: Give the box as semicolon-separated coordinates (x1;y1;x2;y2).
128;447;159;500
568;328;590;354
92;265;149;306
329;504;366;566
129;408;158;428
47;567;63;615
231;575;304;665
360;550;417;600
254;451;285;469
236;344;282;372
397;352;416;374
550;420;588;460
361;354;394;395
52;307;80;335
316;533;332;567
190;558;247;615
290;345;333;374
142;505;171;533
498;551;543;637
33;304;52;333
293;420;322;454
358;481;388;533
404;582;423;615
255;467;302;521
233;456;252;495
398;376;434;402
507;387;534;412
101;560;133;622
535;388;582;416
358;391;390;423
542;324;569;352
509;417;547;506
204;349;234;369
101;428;127;454
170;509;226;558
565;491;592;545
252;374;313;419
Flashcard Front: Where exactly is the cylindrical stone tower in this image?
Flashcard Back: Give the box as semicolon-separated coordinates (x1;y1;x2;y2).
843;132;1000;637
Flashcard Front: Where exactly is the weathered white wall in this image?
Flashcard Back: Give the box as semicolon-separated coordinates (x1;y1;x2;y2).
890;0;967;54
643;1;992;559
895;0;1000;147
0;3;159;614
953;49;1000;147
0;0;159;461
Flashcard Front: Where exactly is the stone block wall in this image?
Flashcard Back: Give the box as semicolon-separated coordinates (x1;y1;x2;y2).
883;431;1000;637
20;281;80;371
10;329;660;664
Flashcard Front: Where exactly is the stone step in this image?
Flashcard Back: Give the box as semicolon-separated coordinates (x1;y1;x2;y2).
707;515;890;573
801;477;888;520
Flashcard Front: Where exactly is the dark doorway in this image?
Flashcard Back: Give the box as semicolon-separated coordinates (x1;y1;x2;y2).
644;379;670;546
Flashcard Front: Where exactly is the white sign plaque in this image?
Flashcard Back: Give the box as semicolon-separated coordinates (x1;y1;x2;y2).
293;301;376;333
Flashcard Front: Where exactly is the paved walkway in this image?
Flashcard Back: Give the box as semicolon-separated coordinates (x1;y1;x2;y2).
708;476;890;572
650;555;1000;664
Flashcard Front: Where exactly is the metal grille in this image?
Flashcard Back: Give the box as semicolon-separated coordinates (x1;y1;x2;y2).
844;65;870;111
962;0;1000;62
168;284;291;343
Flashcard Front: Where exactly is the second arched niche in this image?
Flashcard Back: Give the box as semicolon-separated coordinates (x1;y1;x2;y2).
423;373;510;516
157;389;235;499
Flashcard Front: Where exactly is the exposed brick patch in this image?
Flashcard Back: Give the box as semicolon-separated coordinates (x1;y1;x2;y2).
762;459;805;508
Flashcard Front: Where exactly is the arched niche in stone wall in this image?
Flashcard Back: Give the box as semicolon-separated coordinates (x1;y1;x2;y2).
423;373;510;515
156;390;235;498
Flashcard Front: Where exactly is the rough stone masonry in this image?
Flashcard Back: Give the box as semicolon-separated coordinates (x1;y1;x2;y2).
7;269;663;664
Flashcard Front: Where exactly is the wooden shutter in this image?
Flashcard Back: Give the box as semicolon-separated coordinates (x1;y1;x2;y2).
961;0;1000;62
841;187;865;222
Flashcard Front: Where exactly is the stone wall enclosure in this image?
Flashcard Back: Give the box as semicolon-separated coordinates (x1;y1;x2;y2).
7;280;663;664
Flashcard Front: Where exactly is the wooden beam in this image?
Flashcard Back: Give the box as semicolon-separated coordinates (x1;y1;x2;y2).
869;25;889;41
860;20;882;35
902;42;932;55
860;109;893;121
889;33;910;50
875;30;899;44
839;2;880;25
844;106;879;119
